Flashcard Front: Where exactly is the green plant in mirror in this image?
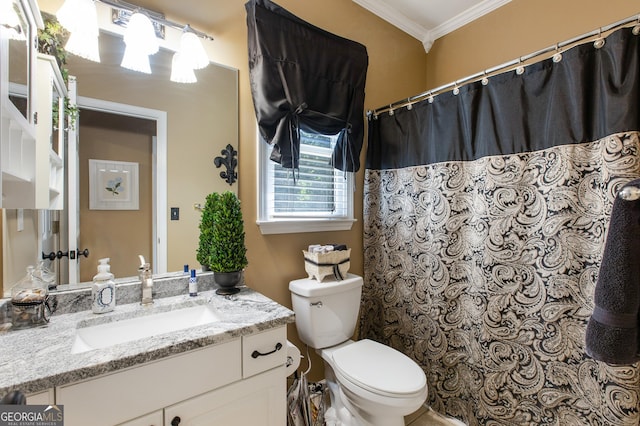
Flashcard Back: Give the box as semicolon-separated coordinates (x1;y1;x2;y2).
197;192;248;273
37;13;79;130
37;17;69;79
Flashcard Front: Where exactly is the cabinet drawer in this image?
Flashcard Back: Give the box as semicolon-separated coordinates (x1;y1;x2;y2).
57;339;241;426
242;326;287;378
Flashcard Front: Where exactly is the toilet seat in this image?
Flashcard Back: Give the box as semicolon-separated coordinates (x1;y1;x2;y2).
331;339;426;398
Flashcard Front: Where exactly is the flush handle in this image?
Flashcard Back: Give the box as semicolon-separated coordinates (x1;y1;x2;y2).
170;416;181;425
310;301;323;308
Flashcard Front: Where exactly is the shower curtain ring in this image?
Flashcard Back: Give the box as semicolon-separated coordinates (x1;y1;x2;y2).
428;92;435;104
388;105;394;116
593;28;605;48
516;59;525;75
406;99;413;110
481;72;489;86
632;17;640;36
552;44;562;63
453;82;460;95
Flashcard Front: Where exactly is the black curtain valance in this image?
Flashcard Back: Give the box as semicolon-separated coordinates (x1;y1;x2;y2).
245;0;368;172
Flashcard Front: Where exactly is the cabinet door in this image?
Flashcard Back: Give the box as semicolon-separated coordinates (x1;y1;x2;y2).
164;366;286;426
57;340;241;426
26;388;54;405
118;410;163;426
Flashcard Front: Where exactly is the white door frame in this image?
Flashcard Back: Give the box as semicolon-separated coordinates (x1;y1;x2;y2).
75;96;167;275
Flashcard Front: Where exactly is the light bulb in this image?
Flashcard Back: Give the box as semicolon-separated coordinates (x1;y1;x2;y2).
170;52;197;83
179;28;209;70
123;12;159;55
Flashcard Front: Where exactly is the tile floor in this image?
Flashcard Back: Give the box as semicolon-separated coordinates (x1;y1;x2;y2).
405;405;467;426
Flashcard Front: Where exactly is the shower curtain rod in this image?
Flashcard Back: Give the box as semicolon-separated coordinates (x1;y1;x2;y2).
369;13;640;118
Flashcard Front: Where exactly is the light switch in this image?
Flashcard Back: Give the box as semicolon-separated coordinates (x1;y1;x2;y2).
171;207;179;220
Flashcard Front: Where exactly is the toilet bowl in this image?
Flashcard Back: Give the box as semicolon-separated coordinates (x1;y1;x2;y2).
320;339;428;426
289;274;428;426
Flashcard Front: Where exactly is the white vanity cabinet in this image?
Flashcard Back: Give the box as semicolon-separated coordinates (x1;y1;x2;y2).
56;326;287;426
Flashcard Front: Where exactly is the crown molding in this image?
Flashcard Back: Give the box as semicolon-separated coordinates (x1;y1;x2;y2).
353;0;512;53
430;0;512;40
352;0;428;42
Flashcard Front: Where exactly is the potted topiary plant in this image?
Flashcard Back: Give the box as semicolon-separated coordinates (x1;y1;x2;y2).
197;191;248;295
196;192;218;271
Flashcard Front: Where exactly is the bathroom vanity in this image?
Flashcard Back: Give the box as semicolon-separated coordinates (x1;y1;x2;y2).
0;283;294;426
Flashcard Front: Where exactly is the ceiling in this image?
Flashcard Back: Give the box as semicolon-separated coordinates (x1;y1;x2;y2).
353;0;512;52
122;0;512;53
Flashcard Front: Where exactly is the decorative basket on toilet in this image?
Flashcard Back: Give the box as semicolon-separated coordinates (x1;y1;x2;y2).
303;248;351;281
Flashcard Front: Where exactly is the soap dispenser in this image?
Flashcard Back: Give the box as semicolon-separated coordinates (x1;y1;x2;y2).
92;258;116;314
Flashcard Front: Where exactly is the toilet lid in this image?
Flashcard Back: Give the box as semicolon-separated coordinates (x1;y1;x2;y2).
332;339;426;396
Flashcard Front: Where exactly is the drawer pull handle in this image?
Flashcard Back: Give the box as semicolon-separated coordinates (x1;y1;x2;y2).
251;342;283;358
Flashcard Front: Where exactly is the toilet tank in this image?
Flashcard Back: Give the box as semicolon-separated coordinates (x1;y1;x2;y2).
289;274;363;349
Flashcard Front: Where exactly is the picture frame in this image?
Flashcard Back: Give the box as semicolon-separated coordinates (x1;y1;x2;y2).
89;159;139;210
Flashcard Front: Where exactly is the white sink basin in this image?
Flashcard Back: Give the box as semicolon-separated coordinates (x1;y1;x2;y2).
71;304;221;354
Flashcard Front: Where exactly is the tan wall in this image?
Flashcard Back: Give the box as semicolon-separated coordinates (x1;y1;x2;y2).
78;124;153;281
426;0;639;89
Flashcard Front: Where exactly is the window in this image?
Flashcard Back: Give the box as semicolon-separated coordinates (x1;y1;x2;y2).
257;129;355;234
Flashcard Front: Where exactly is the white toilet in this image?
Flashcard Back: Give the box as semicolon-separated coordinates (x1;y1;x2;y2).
289;273;428;426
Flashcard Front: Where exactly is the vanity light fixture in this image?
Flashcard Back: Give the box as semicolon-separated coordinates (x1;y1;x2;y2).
170;25;209;83
55;0;214;81
121;11;159;74
56;0;101;62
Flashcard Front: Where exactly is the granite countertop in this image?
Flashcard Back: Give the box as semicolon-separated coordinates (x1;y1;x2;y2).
0;286;295;396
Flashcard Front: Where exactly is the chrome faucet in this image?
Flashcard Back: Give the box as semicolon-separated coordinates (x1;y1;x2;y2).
138;255;153;305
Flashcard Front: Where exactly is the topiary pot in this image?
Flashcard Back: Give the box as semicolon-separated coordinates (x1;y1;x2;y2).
214;271;243;295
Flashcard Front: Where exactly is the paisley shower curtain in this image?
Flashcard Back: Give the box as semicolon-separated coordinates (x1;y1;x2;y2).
361;27;640;425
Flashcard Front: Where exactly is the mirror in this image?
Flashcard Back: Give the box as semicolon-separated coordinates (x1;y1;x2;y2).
2;25;239;295
5;0;31;120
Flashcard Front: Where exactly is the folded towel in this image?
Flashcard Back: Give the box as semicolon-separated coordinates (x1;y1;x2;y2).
585;178;640;365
